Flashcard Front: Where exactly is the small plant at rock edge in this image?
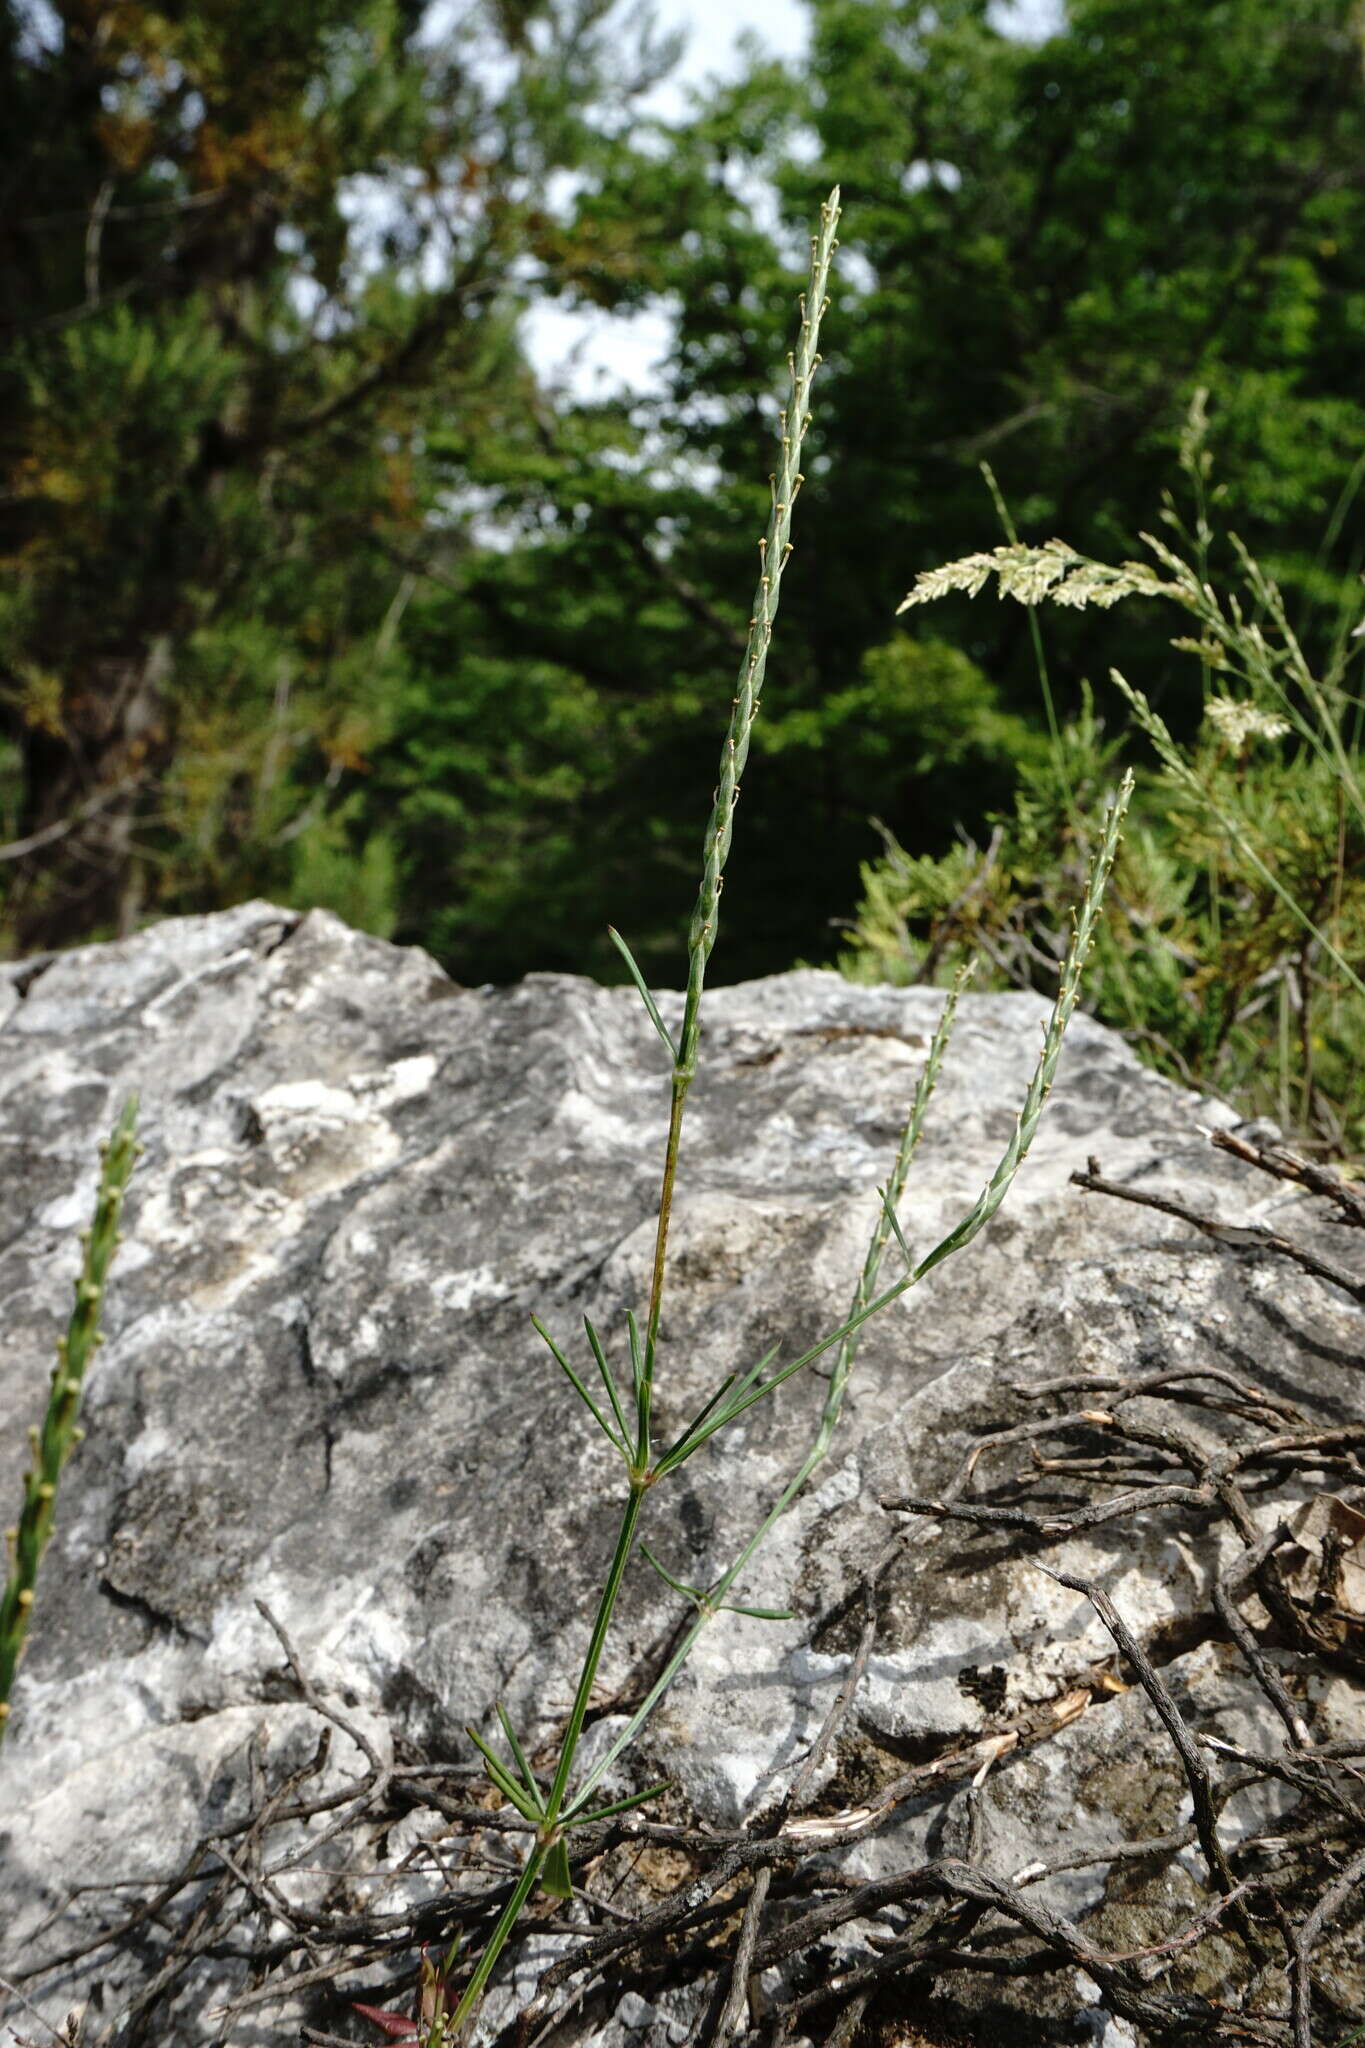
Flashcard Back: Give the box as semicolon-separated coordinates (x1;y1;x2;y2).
0;1096;140;1746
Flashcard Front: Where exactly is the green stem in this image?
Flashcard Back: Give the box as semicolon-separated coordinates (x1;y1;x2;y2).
543;1482;646;1825
981;461;1081;845
449;1488;645;2033
643;1079;687;1373
447;1843;547;2044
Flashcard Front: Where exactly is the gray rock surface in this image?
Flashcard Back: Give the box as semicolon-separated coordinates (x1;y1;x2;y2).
0;904;1359;2043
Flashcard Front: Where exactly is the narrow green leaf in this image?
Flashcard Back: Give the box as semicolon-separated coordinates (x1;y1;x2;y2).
532;1316;628;1457
608;927;678;1063
653;1345;782;1477
466;1725;543;1823
564;1779;671;1829
719;1602;793;1621
627;1309;650;1454
653;1371;737;1469
639;1542;703;1605
877;1182;913;1269
731;1340;781;1401
496;1701;542;1808
584;1316;631;1448
476;1748;539;1819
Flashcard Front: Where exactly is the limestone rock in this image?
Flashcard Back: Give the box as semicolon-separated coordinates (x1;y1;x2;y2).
0;905;1359;2043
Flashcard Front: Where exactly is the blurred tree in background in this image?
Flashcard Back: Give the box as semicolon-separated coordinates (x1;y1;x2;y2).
2;0;1362;990
412;0;1361;980
0;0;674;948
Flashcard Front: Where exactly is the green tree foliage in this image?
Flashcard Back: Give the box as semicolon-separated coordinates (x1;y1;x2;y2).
367;0;1363;984
2;0;1362;1007
778;0;1364;712
0;0;673;948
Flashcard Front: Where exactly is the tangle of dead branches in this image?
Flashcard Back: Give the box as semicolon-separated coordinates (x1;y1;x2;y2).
4;1129;1362;2048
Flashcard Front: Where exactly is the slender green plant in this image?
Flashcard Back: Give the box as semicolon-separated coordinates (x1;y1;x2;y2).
438;191;1132;2045
0;1096;140;1747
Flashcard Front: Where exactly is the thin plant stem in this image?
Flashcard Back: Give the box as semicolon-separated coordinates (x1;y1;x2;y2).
542;1485;646;1826
644;1081;687;1369
448;1845;546;2043
980;460;1079;843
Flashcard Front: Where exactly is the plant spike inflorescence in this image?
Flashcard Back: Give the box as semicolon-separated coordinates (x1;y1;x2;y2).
0;1097;140;1745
